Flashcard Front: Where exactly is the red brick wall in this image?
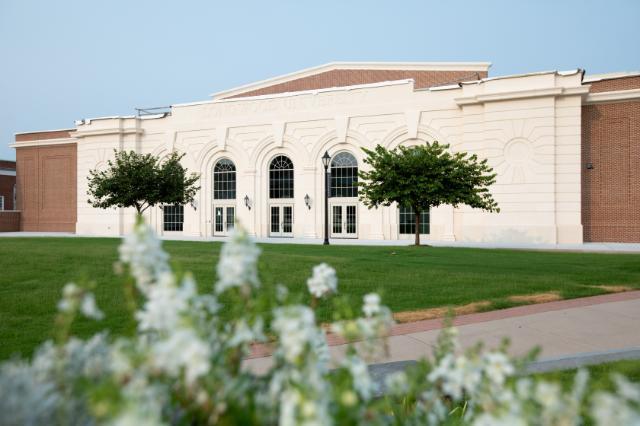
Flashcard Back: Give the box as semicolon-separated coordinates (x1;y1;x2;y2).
0;160;16;169
16;143;77;232
582;101;640;242
224;69;487;99
0;211;20;232
0;160;15;211
15;130;73;142
588;75;640;93
0;175;15;211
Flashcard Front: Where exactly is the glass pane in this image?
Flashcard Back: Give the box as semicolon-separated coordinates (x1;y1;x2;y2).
269;155;294;199
399;205;430;235
330;152;358;198
332;206;342;234
283;206;293;233
163;204;184;232
226;207;235;231
215;207;224;232
346;205;356;234
213;159;236;200
271;206;280;233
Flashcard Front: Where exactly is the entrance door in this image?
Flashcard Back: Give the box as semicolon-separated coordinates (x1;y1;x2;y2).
213;205;235;236
330;203;357;238
269;204;294;237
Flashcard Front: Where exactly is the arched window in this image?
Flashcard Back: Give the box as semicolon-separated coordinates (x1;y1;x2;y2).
213;158;236;199
269;155;294;199
330;152;358;197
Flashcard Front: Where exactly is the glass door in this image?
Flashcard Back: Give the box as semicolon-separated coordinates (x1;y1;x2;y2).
330;203;357;238
213;205;235;236
269;204;294;237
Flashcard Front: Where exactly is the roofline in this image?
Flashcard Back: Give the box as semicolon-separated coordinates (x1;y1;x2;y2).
459;69;581;85
14;128;75;136
209;61;492;99
583;71;640;83
176;79;416;108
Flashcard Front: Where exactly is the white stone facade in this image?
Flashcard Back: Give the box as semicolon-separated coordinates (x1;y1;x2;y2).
67;66;587;244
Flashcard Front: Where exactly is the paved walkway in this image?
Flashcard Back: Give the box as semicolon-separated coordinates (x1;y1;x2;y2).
243;291;640;374
2;231;640;252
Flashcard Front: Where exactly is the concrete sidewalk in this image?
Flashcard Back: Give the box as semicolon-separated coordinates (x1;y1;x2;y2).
3;231;640;252
243;291;640;374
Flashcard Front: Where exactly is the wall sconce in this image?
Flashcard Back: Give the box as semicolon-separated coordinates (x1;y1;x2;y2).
244;195;251;210
190;199;198;210
304;194;312;210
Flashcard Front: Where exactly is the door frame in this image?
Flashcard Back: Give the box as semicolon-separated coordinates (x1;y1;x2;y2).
329;199;358;239
268;202;294;237
212;203;236;236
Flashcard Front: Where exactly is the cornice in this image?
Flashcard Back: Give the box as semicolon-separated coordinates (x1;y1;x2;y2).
11;138;77;148
72;127;144;138
584;88;640;105
455;86;590;106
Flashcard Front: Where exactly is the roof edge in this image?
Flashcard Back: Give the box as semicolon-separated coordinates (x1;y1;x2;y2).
210;61;492;100
583;71;640;83
176;79;416;108
14;128;76;136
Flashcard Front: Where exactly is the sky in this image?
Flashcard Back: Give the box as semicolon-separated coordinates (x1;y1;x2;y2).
1;0;639;161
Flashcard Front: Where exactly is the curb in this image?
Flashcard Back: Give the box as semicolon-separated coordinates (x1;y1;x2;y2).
368;347;640;396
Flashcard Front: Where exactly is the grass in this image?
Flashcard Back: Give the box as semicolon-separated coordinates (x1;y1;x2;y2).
1;237;640;360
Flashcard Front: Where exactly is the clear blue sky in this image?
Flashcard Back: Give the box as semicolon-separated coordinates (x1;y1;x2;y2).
1;0;639;160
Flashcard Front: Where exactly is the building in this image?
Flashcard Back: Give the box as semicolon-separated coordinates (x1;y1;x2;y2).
0;160;18;232
0;160;16;211
11;62;640;243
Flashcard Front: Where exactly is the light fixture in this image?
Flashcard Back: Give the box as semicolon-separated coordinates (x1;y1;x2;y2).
304;194;311;210
244;195;251;210
190;199;198;210
321;150;331;169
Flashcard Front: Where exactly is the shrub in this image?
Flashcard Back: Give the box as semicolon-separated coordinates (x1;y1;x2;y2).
1;220;638;425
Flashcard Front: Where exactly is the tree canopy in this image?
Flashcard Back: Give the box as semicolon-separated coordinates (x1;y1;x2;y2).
87;150;200;214
358;142;499;245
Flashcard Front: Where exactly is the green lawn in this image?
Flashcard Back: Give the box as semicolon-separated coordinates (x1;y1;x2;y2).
1;237;640;360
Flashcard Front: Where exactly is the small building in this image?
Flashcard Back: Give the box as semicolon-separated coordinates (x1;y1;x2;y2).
0;160;16;211
0;160;18;232
11;62;640;243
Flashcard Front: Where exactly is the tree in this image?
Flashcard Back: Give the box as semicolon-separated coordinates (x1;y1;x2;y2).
87;150;200;215
358;142;499;246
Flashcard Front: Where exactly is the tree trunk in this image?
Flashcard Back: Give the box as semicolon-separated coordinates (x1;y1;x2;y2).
414;211;421;246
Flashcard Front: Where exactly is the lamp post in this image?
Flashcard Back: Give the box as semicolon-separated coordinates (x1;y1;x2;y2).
321;151;331;245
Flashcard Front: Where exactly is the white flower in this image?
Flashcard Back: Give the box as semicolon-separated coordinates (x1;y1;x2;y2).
343;355;375;401
534;381;561;410
109;340;133;380
57;282;81;313
118;222;170;295
151;328;211;385
473;413;526;426
272;306;319;364
483;351;514;386
362;293;381;317
591;391;640;426
228;318;264;347
215;226;261;294
279;389;301;426
428;353;482;401
306;263;337;298
613;373;640;402
80;293;104;320
384;371;409;396
136;272;194;332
